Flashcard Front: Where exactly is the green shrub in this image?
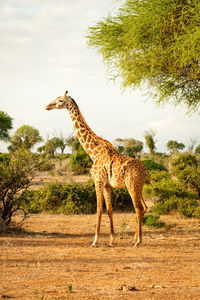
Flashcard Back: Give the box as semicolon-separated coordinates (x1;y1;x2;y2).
42;184;66;212
20;181;136;214
142;159;167;171
20;176;200;219
152;196;200;218
143;184;155;197
0;153;10;165
155;177;194;200
60;181;96;214
142;213;165;228
69;140;92;174
171;154;200;198
20;190;43;214
112;188;133;212
37;154;55;171
149;170;170;182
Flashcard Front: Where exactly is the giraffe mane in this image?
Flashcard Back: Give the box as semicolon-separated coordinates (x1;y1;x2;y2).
71;98;114;149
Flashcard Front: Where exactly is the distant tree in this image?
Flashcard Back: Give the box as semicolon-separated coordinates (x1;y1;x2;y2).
44;138;62;155
115;138;143;157
10;125;42;151
113;138;124;154
87;0;200;112
167;140;185;153
65;135;77;153
0;111;13;142
188;137;198;153
144;130;156;154
195;144;200;154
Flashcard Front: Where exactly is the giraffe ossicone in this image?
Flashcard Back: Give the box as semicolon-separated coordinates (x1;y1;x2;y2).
46;90;153;247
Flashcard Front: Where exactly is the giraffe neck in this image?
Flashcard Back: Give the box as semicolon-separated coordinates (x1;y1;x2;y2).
69;99;104;160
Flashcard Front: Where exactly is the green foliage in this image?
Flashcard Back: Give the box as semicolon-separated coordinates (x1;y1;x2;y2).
69;139;92;174
37;155;55;171
20;181;136;215
142;159;167;171
0;153;10;165
112;188;133;212
195;144;200;154
0;111;13;142
171;153;200;197
44;137;63;155
152;196;200;218
21;181;96;214
167;140;185;153
87;0;200;112
114;138;143;157
142;213;165;228
10;125;42;151
20;190;44;214
150;171;200;218
144;130;156;154
0;150;39;226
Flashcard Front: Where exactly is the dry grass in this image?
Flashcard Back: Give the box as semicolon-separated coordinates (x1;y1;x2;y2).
0;213;200;299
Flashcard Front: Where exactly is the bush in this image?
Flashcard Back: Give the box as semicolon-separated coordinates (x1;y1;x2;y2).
152;196;200;218
68;139;92;174
20;181;137;215
0;153;10;165
142;213;165;228
171;154;200;198
20;190;43;214
21;181;97;215
112;188;133;212
0;150;39;226
142;159;167;171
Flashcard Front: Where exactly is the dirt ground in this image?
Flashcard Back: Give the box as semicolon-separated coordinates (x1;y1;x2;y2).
0;213;200;300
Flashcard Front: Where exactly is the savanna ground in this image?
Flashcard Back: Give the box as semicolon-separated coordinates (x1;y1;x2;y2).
0;211;200;300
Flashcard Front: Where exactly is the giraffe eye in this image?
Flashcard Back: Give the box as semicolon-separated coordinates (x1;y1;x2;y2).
59;100;64;103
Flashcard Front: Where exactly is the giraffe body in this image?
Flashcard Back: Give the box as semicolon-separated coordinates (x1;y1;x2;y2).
46;91;149;247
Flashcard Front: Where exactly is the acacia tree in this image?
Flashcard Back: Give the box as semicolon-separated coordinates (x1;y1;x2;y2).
87;0;200;112
9;125;42;151
0;111;13;142
144;130;156;154
114;138;143;157
44;138;63;155
167;140;185;153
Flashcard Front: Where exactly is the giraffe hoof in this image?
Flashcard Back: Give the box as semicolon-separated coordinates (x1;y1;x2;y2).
108;243;113;248
90;243;98;248
133;242;141;248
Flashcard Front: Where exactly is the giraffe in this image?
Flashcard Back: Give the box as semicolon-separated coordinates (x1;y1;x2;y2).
46;91;152;247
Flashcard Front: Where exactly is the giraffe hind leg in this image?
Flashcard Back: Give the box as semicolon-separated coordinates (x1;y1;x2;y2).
126;180;146;247
103;184;114;247
133;197;147;246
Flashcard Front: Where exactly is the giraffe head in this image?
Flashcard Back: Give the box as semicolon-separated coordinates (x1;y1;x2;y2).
46;91;72;111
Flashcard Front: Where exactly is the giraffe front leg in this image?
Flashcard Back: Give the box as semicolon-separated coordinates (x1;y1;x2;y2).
91;181;104;247
133;206;143;247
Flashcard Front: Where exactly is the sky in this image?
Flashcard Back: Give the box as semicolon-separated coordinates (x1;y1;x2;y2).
0;0;199;153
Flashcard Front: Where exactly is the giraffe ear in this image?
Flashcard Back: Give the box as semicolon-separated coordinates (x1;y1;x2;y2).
65;91;68;95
